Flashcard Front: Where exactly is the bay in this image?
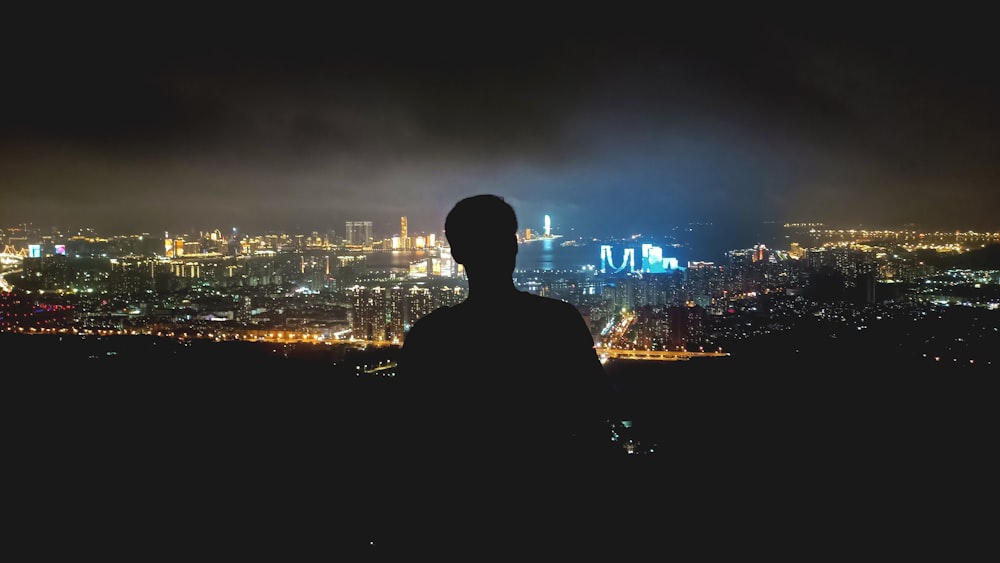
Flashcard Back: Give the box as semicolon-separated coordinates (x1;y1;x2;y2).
362;222;789;272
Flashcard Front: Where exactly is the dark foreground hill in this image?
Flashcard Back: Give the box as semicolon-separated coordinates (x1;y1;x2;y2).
3;332;993;559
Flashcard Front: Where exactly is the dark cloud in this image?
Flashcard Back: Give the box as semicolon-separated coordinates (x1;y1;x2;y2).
1;12;998;235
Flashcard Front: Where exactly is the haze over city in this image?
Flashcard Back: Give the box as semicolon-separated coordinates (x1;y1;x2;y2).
2;10;998;238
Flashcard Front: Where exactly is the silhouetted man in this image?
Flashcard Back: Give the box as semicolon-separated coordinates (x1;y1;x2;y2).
381;194;616;556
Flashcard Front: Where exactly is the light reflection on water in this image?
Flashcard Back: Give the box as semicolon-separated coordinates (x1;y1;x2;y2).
518;238;563;271
364;240;674;272
363;241;602;271
360;225;785;272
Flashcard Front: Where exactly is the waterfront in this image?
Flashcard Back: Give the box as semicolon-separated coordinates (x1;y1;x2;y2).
365;222;791;272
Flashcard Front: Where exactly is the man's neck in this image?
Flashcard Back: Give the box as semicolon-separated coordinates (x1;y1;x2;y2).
466;279;519;302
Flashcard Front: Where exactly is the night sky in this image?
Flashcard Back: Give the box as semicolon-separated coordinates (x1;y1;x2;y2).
2;10;997;238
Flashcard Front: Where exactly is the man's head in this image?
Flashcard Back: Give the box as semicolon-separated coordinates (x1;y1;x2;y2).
445;194;518;275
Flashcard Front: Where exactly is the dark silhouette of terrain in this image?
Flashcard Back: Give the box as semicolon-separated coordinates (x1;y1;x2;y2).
4;328;993;559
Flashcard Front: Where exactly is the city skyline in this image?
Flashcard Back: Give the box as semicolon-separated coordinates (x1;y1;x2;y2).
2;11;998;239
5;212;1000;279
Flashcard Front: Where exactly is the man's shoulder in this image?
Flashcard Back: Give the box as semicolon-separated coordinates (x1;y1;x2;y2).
409;305;455;330
517;291;582;317
400;306;456;360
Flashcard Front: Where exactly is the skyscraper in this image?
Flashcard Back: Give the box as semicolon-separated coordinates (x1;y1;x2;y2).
400;216;408;250
345;221;374;247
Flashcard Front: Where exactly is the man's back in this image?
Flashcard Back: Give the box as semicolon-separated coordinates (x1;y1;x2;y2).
398;290;610;462
383;291;615;551
373;195;618;554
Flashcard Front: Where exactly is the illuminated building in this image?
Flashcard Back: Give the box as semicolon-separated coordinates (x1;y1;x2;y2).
409;260;427;278
667;304;706;350
789;242;804;259
753;244;767;262
351;285;385;341
386;285;405;341
685;261;723;310
351;284;407;342
523;214;560;241
601;244;679;275
640;244;679;273
406;286;432;333
171;260;201;278
110;256;157;299
603;280;636;311
20;255;71;290
601;245;635;274
408;247;457;278
345;221;374;247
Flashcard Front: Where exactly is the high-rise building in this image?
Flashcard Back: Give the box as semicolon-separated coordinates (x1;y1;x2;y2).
351;285;386;342
351;284;407;342
668;304;706;350
400;217;408;250
601;245;636;274
345;221;374;247
109;256;156;299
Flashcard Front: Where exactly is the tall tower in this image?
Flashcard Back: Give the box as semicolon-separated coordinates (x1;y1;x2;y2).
345;221;374;247
401;216;408;250
544;214;551;238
